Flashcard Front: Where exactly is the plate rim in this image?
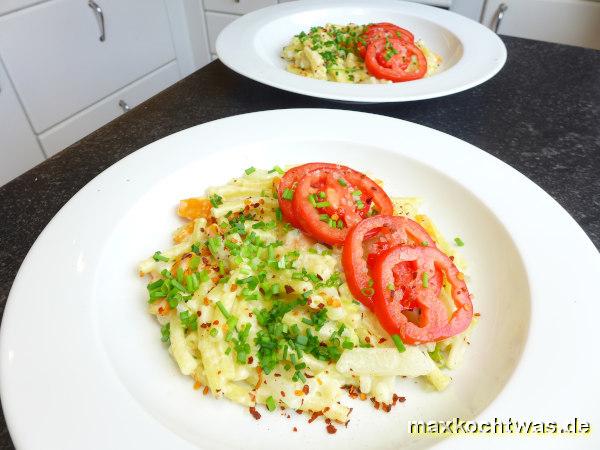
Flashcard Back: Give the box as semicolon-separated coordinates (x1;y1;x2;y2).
1;109;599;449
216;0;507;103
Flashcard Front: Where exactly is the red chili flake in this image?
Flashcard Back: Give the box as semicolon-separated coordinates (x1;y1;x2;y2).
304;373;314;378
382;403;391;413
326;424;337;434
296;409;303;415
196;311;202;317
253;202;260;208
317;303;325;309
293;427;298;432
474;312;481;317
449;255;455;261
370;398;381;410
378;337;387;344
213;320;219;325
230;284;238;292
202;257;210;265
247;356;254;364
302;385;309;395
325;418;331;424
281;391;286;397
285;285;295;294
308;411;323;423
274;373;281;377
364;336;371;343
203;386;209;395
249;406;261;420
399;396;406;402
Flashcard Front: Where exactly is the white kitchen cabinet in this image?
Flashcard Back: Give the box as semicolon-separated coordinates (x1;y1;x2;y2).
0;0;176;133
482;0;600;50
39;61;179;156
205;11;239;54
0;0;212;187
0;57;45;186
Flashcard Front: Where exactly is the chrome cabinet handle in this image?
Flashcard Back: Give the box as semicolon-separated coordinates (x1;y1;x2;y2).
118;100;131;112
88;0;106;42
493;3;508;33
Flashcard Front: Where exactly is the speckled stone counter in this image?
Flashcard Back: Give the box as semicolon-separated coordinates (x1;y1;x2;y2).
0;36;599;448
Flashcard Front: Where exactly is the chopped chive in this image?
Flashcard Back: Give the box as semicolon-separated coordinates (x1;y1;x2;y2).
337;178;347;187
209;193;223;208
342;340;354;350
191;242;201;254
387;283;394;291
336;220;344;229
454;237;465;246
266;396;277;412
209;327;218;337
391;334;406;353
356;200;365;210
152;251;169;262
319;214;330;222
308;194;317;207
352;190;362;197
216;301;230;319
189;255;201;270
422;272;429;288
318;191;326;199
315;201;330;208
245;166;256;175
360;287;374;296
225;347;232;355
282;188;294;200
421;241;429;246
268;165;285;175
275;207;283;221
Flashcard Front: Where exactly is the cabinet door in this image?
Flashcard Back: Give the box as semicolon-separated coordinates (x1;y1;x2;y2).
205;11;239;54
482;0;600;50
0;57;45;187
0;0;176;133
203;0;276;15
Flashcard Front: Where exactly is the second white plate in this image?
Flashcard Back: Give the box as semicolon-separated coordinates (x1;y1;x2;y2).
216;0;507;103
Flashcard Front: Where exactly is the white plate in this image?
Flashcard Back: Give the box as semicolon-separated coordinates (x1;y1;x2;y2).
216;0;507;103
1;109;599;450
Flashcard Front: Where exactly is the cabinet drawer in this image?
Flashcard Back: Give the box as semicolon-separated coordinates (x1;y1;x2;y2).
0;57;45;186
482;0;600;50
203;0;276;15
206;11;239;54
39;61;178;157
0;0;176;133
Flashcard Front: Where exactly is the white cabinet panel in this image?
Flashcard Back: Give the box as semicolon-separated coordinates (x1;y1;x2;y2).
39;61;178;157
482;0;600;50
204;0;276;15
0;57;45;187
205;11;239;53
0;0;45;16
0;0;176;133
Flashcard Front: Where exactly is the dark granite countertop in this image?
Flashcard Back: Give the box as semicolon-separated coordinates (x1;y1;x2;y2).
0;36;599;448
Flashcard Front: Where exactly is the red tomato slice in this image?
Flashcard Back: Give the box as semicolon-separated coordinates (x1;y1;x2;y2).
342;215;440;309
365;38;427;82
371;245;473;345
292;167;393;245
356;23;414;57
277;163;340;228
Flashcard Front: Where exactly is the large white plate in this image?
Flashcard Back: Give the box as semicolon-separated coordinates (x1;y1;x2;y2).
1;109;599;450
216;0;507;103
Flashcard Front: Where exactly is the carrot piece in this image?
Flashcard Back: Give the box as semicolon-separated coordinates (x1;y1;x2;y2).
173;222;195;243
177;197;212;220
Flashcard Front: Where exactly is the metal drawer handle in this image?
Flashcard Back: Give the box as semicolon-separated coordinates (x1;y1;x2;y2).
118;100;131;112
493;3;508;33
88;0;106;42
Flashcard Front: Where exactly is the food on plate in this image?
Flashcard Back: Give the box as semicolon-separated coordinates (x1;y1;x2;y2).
281;23;441;83
138;163;475;428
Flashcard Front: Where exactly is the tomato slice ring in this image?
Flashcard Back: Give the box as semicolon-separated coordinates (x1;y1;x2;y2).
292;167;393;245
371;245;473;345
342;215;440;308
277;163;340;228
356;23;414;58
365;38;427;82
